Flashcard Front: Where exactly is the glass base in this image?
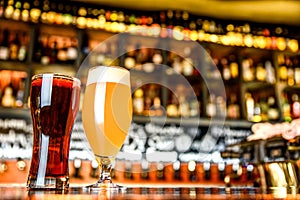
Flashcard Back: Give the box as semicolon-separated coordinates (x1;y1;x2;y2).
27;175;69;190
84;182;126;193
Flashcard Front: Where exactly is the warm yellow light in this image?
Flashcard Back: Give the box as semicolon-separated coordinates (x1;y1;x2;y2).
198;30;205;41
77;16;87;29
244;34;253;47
173;26;184;40
78;7;87;16
190;30;198;41
288;39;298;52
277;37;287;51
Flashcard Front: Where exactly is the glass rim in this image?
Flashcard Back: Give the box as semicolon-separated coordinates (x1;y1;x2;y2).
89;65;129;72
86;65;130;86
32;73;81;85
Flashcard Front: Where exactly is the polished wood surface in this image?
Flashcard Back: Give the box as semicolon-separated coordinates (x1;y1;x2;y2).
0;160;258;187
1;160;298;199
0;185;300;200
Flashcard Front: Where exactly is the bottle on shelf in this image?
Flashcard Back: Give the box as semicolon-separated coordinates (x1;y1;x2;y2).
182;47;194;76
166;93;179;117
132;88;144;115
267;96;279;121
141;48;155;73
21;1;30;22
102;42;116;66
259;97;268;121
40;35;51;65
33;33;42;62
209;56;221;79
216;95;226;118
123;44;136;70
252;101;262;122
81;32;90;58
182;57;194;76
265;60;276;84
49;39;58;63
282;93;292;122
18;32;27;62
227;93;240;119
245;92;254;121
66;36;79;64
286;57;294;86
178;95;190;118
135;46;146;71
152;49;163;65
294;56;300;85
56;38;68;63
15;80;25;107
242;58;255;82
0;29;10;60
278;54;288;82
189;97;200;117
55;3;65;25
86;39;100;66
0;0;4;18
171;54;182;74
12;0;21;21
291;93;300;119
221;58;231;81
4;0;14;19
143;96;152;116
9;32;21;61
206;94;216;118
30;0;41;23
144;84;161;116
228;54;239;80
255;62;266;82
149;96;165;117
1;85;15;108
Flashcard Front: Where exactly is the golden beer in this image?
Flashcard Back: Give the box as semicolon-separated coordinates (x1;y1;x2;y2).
82;66;132;190
82;66;132;157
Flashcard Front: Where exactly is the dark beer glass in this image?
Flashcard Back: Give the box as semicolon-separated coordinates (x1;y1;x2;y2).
27;73;81;190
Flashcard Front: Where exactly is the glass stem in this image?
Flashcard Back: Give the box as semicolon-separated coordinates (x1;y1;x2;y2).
97;156;113;184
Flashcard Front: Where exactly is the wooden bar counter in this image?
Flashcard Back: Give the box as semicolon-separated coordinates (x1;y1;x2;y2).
1;185;300;199
1;159;300;199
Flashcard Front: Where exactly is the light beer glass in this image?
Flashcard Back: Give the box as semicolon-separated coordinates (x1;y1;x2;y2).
82;66;132;191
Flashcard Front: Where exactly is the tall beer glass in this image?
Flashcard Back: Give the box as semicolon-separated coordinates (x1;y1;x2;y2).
27;73;81;190
82;66;132;191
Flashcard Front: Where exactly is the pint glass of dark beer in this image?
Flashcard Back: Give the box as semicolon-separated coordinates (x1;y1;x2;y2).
27;73;81;190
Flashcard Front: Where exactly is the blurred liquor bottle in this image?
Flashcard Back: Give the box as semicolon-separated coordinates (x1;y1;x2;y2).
227;93;240;119
291;93;300;119
282;93;291;122
0;29;9;60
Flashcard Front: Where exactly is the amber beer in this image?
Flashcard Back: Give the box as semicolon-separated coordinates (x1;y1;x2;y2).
27;74;81;189
82;66;132;157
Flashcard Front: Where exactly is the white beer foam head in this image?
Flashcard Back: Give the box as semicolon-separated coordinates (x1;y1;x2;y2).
86;66;130;86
